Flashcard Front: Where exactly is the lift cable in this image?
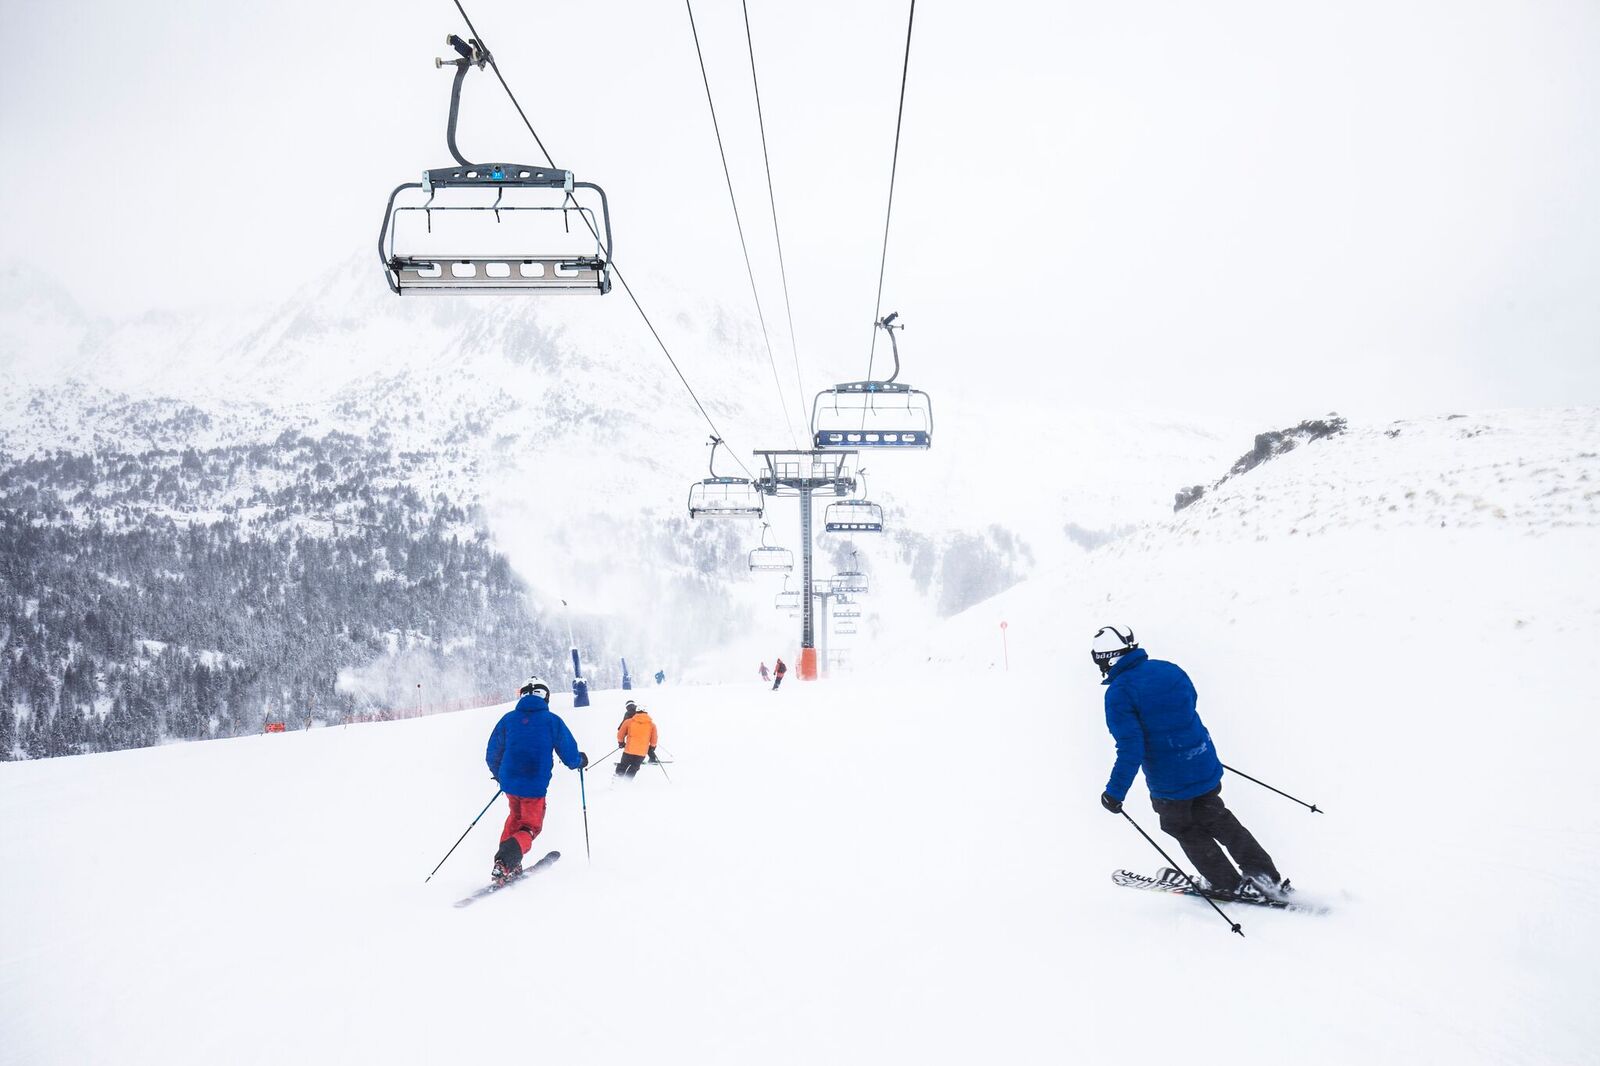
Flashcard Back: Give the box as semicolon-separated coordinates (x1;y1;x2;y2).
448;0;754;476
741;0;810;438
685;0;801;449
863;0;916;385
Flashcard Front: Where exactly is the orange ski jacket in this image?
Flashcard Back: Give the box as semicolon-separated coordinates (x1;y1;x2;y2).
617;711;657;756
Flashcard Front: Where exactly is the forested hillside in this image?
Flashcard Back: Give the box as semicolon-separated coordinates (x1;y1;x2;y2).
0;430;561;759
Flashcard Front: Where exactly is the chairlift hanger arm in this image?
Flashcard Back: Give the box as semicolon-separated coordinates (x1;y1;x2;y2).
877;312;904;384
438;36;489;169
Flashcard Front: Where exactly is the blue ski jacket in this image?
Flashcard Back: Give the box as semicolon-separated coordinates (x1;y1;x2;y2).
1102;649;1224;802
486;694;583;799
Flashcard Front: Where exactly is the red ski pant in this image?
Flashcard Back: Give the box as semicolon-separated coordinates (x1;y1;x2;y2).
499;795;547;857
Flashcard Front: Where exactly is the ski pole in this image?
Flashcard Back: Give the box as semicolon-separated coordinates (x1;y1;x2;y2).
1222;764;1323;813
654;755;671;785
588;745;622;771
1119;810;1243;937
579;765;592;864
425;788;502;882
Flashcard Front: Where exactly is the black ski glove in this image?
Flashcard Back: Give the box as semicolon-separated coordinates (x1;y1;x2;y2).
647;746;658;763
578;752;589;769
618;741;626;749
1100;791;1123;814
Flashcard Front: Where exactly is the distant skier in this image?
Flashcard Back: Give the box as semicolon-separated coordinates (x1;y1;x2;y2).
654;670;666;685
771;657;787;691
615;703;658;779
1091;627;1288;898
759;662;771;683
485;676;587;885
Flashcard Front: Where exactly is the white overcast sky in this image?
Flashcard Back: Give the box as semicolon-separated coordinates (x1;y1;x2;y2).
2;0;1597;422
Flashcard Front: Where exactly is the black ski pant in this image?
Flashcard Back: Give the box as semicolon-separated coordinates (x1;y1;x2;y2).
615;753;644;778
1150;786;1280;889
772;675;785;690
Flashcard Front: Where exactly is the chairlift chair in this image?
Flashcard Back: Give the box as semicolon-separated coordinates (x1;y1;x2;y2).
747;523;794;573
833;606;862;620
689;438;764;519
823;474;883;534
823;500;884;533
774;577;803;613
832;572;869;594
812;313;932;448
830;550;869;593
834;623;859;636
379;35;613;295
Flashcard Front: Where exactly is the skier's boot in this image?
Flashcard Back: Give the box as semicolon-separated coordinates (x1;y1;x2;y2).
491;838;523;886
1239;872;1292;900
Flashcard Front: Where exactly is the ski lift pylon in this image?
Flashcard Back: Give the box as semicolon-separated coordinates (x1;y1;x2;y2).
379;34;613;295
748;522;794;572
812;313;933;449
689;437;764;518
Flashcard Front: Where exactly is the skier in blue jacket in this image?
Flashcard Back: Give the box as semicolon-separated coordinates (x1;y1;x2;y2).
484;676;587;884
1092;626;1286;897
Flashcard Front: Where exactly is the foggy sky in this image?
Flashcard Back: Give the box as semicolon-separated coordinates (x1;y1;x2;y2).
2;0;1597;423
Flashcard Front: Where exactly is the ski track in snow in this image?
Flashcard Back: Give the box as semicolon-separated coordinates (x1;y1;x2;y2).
4;515;1599;1065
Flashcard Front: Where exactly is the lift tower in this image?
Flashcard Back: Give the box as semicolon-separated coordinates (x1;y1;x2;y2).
753;450;858;680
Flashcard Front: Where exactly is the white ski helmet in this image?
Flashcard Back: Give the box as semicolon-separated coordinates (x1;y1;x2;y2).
1091;626;1138;677
520;675;552;699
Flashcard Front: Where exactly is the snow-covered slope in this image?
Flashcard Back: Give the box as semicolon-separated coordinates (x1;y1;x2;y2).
3;406;1597;1063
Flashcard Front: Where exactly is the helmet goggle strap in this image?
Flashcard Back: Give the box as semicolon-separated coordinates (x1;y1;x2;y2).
1091;626;1137;676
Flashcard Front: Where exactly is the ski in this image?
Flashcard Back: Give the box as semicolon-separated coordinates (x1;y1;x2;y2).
454;850;562;908
1112;867;1330;915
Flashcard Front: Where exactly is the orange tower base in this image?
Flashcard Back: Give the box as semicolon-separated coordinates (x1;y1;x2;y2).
798;647;819;680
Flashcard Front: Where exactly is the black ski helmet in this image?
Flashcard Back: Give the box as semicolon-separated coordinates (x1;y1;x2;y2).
1091;626;1138;677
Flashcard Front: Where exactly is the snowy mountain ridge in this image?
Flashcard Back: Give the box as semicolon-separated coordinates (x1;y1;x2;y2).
0;254;1252;671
